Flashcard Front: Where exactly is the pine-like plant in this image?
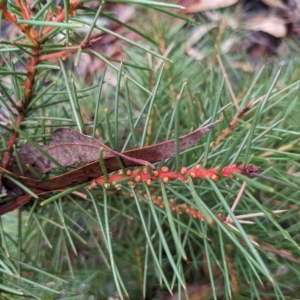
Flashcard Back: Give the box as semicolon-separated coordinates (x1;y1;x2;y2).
1;1;300;299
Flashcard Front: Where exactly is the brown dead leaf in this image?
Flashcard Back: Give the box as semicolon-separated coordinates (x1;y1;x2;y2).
4;121;219;193
14;128;153;175
185;0;238;13
244;14;287;38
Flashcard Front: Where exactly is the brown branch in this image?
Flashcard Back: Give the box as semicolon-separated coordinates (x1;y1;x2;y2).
216;54;239;111
1;115;24;169
39;49;78;61
24;48;40;105
40;36;102;62
212;96;263;149
0;0;84;182
1;46;40;173
0;2;40;186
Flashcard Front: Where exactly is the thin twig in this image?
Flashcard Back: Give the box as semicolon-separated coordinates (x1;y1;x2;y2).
225;181;247;224
216;54;238;111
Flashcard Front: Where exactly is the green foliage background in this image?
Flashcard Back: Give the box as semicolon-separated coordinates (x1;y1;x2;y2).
1;1;300;299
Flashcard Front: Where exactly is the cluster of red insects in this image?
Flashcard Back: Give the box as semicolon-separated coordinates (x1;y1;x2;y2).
90;164;258;188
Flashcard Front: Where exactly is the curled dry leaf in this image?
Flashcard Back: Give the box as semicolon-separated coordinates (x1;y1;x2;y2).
244;15;287;38
7;121;219;192
185;0;238;13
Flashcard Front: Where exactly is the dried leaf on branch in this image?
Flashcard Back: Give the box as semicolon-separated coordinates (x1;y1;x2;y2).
6;121;219;191
15;127;153;175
